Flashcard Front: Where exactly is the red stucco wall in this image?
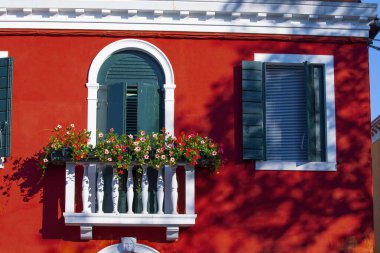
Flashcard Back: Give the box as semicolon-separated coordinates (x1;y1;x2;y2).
0;31;373;253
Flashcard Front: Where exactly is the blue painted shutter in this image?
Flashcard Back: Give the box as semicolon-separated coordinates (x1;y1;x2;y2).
265;64;308;161
242;61;265;160
0;57;13;157
307;64;326;162
137;82;160;133
107;82;126;135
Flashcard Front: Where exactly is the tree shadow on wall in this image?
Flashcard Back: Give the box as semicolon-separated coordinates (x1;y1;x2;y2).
173;49;374;253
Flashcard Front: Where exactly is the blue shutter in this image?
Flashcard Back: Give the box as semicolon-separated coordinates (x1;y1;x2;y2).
137;82;159;133
307;64;326;162
107;82;126;135
265;64;308;161
0;57;13;157
242;61;265;160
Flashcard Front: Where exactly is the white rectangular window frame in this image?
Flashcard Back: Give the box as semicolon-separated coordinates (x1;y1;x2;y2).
0;51;9;169
254;53;336;172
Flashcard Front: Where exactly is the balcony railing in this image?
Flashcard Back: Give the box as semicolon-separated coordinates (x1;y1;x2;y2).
63;162;196;241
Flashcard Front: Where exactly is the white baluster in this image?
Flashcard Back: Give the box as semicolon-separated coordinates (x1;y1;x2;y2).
65;162;75;213
96;167;104;213
157;167;164;214
126;166;134;214
171;166;178;214
141;165;149;214
82;166;90;213
112;168;119;214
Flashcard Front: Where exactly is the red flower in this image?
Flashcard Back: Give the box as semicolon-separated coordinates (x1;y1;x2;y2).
110;128;114;133
118;155;122;161
118;170;124;175
122;164;127;169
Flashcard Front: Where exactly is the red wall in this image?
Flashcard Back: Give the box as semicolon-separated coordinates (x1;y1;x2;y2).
0;31;373;253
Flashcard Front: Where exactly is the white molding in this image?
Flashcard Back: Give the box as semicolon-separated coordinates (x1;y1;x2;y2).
0;51;8;58
254;53;336;172
86;39;175;144
0;157;4;169
256;161;336;172
63;212;197;226
0;0;377;37
98;240;159;253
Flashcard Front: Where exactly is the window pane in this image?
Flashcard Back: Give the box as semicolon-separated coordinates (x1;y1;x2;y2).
265;64;308;161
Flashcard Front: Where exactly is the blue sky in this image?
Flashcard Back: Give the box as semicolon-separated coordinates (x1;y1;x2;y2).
366;0;380;120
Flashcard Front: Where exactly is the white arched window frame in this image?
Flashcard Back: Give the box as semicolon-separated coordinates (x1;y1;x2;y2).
86;39;176;145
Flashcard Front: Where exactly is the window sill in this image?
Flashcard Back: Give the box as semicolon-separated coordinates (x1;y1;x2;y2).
255;161;336;171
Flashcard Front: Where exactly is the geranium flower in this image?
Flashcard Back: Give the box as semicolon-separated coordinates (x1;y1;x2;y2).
212;151;217;156
155;154;160;159
161;155;166;160
128;134;133;139
110;128;114;133
104;149;109;154
140;130;145;135
107;157;112;161
152;133;158;139
70;123;75;128
144;154;149;159
201;140;205;145
98;132;103;138
133;141;139;146
118;170;124;175
43;158;48;163
57;124;62;129
135;146;141;152
115;144;120;149
170;157;175;163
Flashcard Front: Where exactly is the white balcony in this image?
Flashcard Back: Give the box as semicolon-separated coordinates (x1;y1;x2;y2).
63;162;196;241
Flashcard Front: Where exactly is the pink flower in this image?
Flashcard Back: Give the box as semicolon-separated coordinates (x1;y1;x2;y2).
152;133;158;139
140;137;146;142
140;130;145;135
133;141;139;146
110;128;114;133
170;157;175;163
43;158;49;163
56;124;62;129
155;154;160;159
135;146;141;152
107;157;112;161
115;144;120;149
98;132;103;138
212;151;217;156
128;134;133;139
161;155;166;160
201;140;205;145
70;123;75;128
144;154;149;159
104;149;109;154
66;131;70;135
167;144;172;148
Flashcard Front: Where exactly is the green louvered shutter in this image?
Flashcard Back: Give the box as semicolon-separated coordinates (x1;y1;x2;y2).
242;61;265;160
137;82;160;133
0;57;13;157
107;82;126;135
306;64;326;162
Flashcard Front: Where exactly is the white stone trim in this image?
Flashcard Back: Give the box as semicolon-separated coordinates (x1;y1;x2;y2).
98;239;159;253
0;0;377;37
86;39;175;144
254;53;336;172
63;212;197;226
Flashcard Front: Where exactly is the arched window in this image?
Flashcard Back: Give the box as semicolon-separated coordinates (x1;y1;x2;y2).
96;50;165;135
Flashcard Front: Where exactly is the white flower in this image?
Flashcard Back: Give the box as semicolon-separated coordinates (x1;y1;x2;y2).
212;151;217;156
128;134;133;139
155;164;160;168
161;155;166;160
135;146;141;152
201;140;205;145
57;124;62;129
70;123;75;128
133;141;139;146
43;158;49;163
107;158;112;162
170;157;175;162
66;131;70;135
98;132;103;138
104;149;109;155
152;133;158;139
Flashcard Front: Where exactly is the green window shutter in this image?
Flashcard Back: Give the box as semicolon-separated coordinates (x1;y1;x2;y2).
97;85;108;135
306;64;326;162
126;84;138;135
0;57;13;157
137;82;160;133
242;61;265;160
107;82;126;135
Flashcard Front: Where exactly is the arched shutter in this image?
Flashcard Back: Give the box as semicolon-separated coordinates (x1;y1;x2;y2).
0;57;13;157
